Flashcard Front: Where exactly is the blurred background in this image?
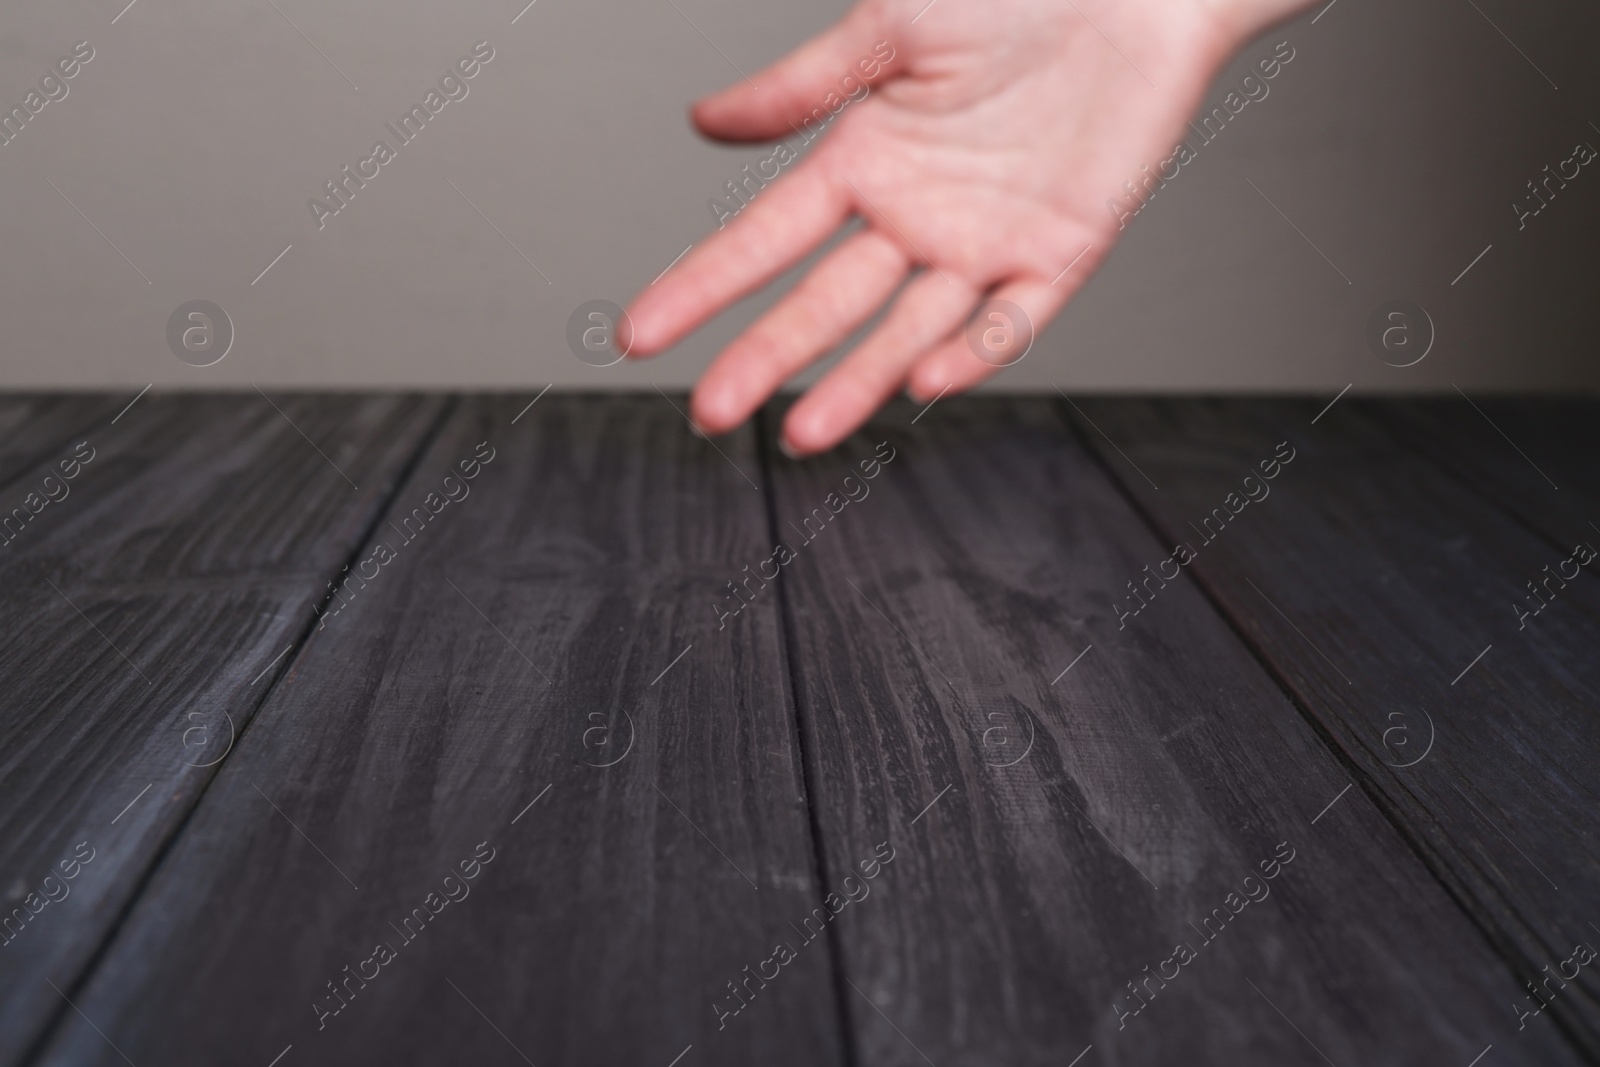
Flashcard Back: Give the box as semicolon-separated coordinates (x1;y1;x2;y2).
0;0;1596;392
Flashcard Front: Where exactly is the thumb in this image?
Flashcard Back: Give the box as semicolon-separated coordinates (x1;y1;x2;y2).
692;8;900;143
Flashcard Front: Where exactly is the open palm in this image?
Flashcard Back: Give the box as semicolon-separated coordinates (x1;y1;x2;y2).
625;0;1301;455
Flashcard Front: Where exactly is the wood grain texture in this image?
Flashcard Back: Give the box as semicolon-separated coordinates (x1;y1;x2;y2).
0;392;444;1067
1068;396;1600;1056
1384;395;1600;549
9;393;1598;1067
0;395;123;497
34;396;844;1067
761;398;1590;1066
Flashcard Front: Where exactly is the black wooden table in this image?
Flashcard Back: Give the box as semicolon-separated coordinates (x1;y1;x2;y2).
1;392;1596;1067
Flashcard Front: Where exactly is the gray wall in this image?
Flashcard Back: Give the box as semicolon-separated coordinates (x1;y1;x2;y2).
0;0;1596;391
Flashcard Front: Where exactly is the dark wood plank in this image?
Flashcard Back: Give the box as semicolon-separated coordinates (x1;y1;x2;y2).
1068;396;1600;1055
1383;395;1600;550
34;396;844;1067
0;392;443;1067
0;394;124;499
764;397;1591;1066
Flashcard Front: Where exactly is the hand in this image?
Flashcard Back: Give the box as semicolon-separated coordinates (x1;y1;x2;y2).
624;0;1312;455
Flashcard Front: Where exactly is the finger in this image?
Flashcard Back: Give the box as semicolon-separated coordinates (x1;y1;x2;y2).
783;270;982;455
624;168;850;356
692;230;911;433
693;11;900;143
907;277;1075;402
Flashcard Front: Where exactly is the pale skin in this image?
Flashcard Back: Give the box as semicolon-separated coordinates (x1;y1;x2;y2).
623;0;1316;456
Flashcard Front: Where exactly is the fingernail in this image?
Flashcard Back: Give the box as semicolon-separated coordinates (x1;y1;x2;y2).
778;437;802;460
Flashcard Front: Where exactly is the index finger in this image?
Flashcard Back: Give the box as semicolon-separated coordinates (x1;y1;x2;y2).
624;166;849;356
